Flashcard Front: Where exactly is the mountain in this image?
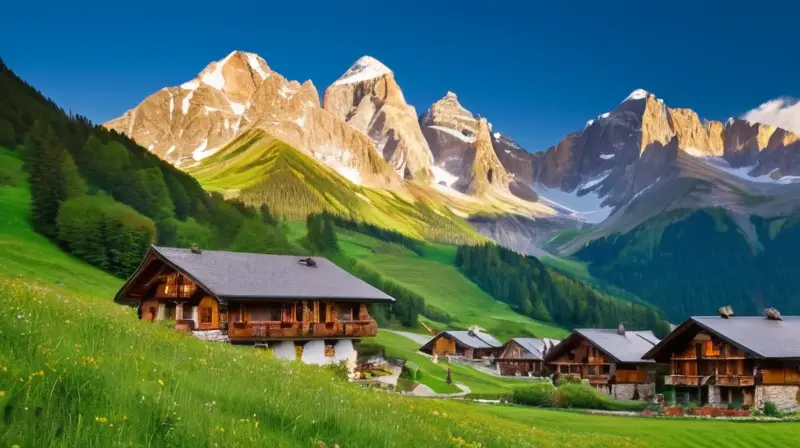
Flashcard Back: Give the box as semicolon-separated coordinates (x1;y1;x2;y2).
106;51;400;190
419;91;513;196
323;56;435;180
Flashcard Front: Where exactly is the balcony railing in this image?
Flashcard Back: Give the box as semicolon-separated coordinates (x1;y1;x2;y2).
716;375;755;387
664;375;703;386
228;320;378;341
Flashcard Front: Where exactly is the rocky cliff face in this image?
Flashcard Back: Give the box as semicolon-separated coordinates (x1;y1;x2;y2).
323;56;434;180
106;51;399;189
419;92;516;197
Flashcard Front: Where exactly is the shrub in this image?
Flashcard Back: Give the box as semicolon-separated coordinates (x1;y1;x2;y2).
512;383;556;407
556;375;583;386
402;361;420;381
764;401;781;417
553;384;648;412
422;304;454;324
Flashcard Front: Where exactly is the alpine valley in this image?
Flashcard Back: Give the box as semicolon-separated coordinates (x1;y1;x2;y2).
105;50;800;321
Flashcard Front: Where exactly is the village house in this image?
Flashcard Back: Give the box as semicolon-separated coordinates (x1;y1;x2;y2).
643;309;800;412
419;330;503;360
544;325;660;400
496;338;560;376
114;246;395;368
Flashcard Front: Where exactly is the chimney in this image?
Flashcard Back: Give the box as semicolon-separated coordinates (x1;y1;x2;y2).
765;308;783;321
190;245;202;254
617;323;625;335
718;306;734;319
298;257;317;268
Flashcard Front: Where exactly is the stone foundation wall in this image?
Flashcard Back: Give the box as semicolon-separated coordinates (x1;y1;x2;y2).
757;385;800;412
596;383;655;401
707;385;721;406
192;330;229;343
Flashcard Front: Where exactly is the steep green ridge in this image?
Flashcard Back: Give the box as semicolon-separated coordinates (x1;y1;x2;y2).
577;208;800;321
189;130;483;244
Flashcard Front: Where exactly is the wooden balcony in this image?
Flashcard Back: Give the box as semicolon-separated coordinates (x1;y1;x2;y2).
716;375;755;387
664;375;703;386
228;320;378;342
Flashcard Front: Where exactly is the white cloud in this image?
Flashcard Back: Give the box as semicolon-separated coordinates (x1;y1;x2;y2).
742;98;800;134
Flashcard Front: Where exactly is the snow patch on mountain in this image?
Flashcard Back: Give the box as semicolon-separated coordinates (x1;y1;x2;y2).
535;182;613;224
201;52;235;90
182;90;194;115
431;166;459;187
228;100;246;115
579;170;612;191
180;79;199;90
599;153;615;160
698;156;800;185
191;138;220;161
293;117;305;128
623;89;649;102
428;125;476;143
245;53;270;80
333;56;391;86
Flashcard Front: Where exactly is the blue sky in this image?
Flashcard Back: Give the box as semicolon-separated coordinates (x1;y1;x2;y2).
2;0;798;151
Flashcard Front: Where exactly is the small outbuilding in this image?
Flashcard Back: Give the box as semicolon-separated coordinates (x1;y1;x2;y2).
496;338;560;376
419;330;503;359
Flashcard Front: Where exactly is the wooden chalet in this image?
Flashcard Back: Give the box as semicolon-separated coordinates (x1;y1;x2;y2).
115;246;395;365
419;330;503;360
496;338;560;376
544;326;660;400
643;311;800;411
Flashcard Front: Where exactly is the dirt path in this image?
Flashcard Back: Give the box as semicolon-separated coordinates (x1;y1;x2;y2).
384;329;432;345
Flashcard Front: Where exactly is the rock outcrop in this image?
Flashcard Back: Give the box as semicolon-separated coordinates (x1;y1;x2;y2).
323;56;434;180
106;51;399;189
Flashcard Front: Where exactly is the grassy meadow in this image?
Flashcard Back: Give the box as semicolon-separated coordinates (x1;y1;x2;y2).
2;158;800;446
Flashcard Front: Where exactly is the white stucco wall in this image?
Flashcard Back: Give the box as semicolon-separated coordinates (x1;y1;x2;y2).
301;340;327;365
191;306;199;328
333;339;357;370
271;341;297;361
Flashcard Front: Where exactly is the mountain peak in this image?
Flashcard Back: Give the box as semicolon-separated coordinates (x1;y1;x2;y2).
622;89;650;102
332;55;392;86
445;91;458;99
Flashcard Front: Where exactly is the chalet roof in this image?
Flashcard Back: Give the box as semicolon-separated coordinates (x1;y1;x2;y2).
422;330;503;350
503;338;561;360
119;246;395;303
546;329;660;364
644;316;800;360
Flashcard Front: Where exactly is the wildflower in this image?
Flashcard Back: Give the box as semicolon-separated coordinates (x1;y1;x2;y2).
0;391;5;397
158;379;165;387
12;444;20;448
122;415;128;421
39;370;44;376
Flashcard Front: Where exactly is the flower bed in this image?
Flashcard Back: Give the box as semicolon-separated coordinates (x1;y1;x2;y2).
689;407;751;417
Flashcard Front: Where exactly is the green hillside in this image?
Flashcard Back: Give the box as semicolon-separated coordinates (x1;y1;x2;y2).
284;221;568;340
188;130;483;244
4;173;800;447
577;208;800;321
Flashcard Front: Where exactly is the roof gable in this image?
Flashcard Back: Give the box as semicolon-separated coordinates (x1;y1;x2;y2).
546;329;659;364
645;316;800;360
117;246;395;303
422;330;503;350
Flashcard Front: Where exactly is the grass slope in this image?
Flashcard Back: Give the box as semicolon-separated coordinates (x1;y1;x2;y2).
0;180;630;448
2;158;799;446
484;405;800;448
334;229;568;340
375;331;538;395
188;130;482;244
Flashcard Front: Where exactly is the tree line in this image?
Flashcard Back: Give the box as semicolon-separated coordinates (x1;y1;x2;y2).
578;209;800;322
456;243;670;336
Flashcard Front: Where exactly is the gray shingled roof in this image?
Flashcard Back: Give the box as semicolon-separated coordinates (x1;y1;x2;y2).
151;246;394;302
434;330;503;349
690;316;800;359
508;338;546;360
574;329;660;364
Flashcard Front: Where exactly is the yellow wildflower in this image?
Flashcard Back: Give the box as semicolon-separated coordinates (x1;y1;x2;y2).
157;379;165;387
12;444;20;448
39;370;44;376
0;391;5;397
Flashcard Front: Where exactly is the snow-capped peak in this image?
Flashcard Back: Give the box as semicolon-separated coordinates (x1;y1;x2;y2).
200;51;237;90
623;89;650;102
243;52;270;80
333;55;392;86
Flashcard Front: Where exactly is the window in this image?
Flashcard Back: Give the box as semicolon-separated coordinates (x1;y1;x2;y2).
588;365;598;376
250;305;282;321
182;305;193;320
339;303;358;321
560;365;568;373
164;304;177;321
602;365;610;375
200;307;213;324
